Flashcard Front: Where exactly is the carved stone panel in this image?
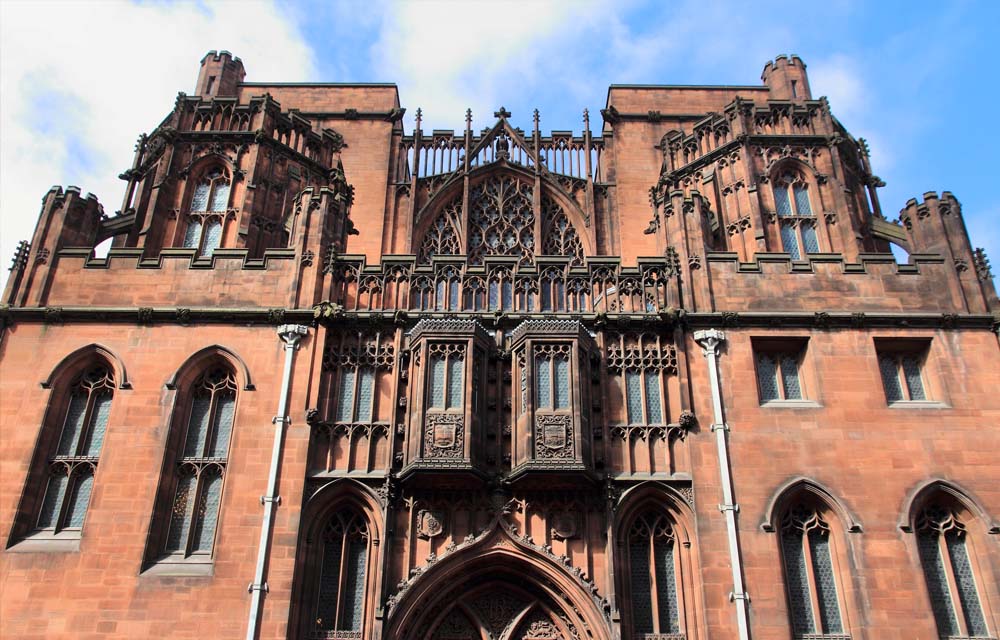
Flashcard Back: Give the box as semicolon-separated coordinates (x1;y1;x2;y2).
535;414;574;459
417;509;446;539
424;413;465;458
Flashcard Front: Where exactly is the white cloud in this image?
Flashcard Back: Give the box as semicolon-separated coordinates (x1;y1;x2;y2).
0;0;313;289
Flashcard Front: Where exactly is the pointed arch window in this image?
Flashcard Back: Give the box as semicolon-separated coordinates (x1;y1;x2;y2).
779;504;847;638
772;172;819;260
916;504;990;639
313;509;370;636
146;366;237;565
183;167;231;257
33;365;114;537
627;511;682;638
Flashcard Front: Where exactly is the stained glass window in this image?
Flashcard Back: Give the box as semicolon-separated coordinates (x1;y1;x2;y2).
793;184;812;215
781;223;802;259
626;370;643;424
315;510;369;634
553;356;570;409
357;367;375;423
801;223;820;254
447;356;464;408
902;356;926;400
430;355;446;409
917;504;989;639
756;348;804;403
36;365;114;533
191;183;210;212
644;371;663;424
336;369;357;422
879;348;928;403
780;504;845;637
165;366;236;557
184;168;230;255
628;512;681;636
535;355;552;409
774;185;794;217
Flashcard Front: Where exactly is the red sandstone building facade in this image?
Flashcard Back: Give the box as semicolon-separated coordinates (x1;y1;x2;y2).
1;51;998;640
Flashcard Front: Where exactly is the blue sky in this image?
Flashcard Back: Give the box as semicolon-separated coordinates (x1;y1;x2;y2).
2;0;998;288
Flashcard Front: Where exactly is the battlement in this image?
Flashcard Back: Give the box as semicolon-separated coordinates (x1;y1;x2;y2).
196;49;245;98
761;54;811;101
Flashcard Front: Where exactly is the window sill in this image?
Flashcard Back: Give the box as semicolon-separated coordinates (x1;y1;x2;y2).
887;400;950;410
760;399;823;409
141;554;214;577
6;529;81;553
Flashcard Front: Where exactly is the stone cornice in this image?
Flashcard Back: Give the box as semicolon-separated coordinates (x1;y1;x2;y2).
4;305;995;334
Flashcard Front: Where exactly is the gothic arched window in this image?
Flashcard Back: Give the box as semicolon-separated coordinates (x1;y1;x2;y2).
313;509;370;635
24;364;115;540
771;172;819;260
183;167;231;257
417;197;462;263
915;503;990;639
627;511;682;637
779;503;846;637
164;367;235;557
145;364;237;568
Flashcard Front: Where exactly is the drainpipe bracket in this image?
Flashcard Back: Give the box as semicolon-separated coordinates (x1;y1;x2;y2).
729;591;750;603
260;495;281;505
272;415;290;426
710;422;729;432
718;503;739;513
248;582;269;594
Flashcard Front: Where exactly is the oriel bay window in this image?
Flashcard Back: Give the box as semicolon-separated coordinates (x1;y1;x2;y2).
401;320;493;476
509;320;597;478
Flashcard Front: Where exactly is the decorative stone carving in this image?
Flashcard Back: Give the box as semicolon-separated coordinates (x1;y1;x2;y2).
424;413;464;458
550;511;579;540
416;509;445;539
535;414;573;459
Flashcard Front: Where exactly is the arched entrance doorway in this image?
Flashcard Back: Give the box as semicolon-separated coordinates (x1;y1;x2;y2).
385;526;612;640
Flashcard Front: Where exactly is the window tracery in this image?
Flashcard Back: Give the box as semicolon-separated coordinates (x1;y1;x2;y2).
607;334;676;430
36;365;115;533
541;196;584;266
772;172;819;259
469;175;535;265
779;504;846;638
627;511;682;638
314;509;370;637
915;504;989;639
183;167;231;257
418;196;462;263
415;174;587;267
163;366;237;558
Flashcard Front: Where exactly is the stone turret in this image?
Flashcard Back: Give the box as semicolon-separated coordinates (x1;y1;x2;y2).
195;50;245;98
762;54;811;101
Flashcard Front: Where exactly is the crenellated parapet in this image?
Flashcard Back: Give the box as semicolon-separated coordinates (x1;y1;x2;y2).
4;186;105;307
895;192;998;312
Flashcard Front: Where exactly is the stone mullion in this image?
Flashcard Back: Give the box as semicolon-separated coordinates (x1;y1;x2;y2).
648;529;661;635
